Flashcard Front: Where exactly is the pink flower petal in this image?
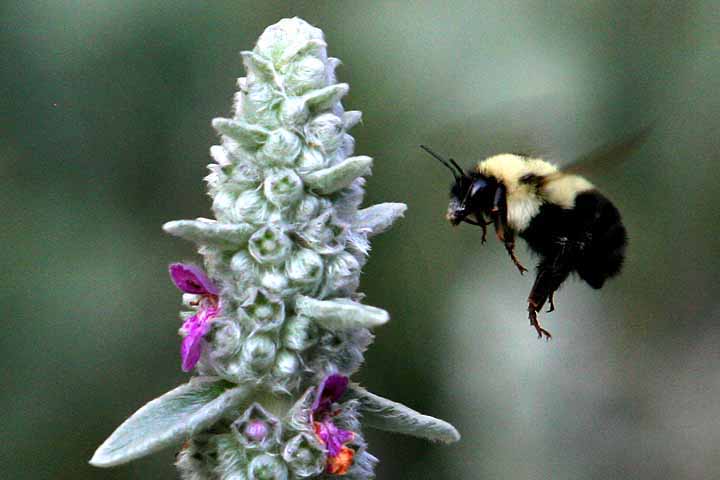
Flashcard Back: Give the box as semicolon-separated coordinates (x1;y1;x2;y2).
180;331;204;372
179;308;217;372
312;374;349;414
315;420;354;457
169;263;219;295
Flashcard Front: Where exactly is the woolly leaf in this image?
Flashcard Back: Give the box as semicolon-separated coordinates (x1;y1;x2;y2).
163;219;255;249
295;296;388;330
210;145;232;166
303;156;372;195
240;50;276;81
212;118;269;149
347;384;460;444
354;203;407;238
278;38;327;65
303;83;349;111
90;379;250;467
342;111;362;130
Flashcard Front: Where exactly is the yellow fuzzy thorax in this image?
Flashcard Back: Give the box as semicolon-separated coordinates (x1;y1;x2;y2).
476;154;594;231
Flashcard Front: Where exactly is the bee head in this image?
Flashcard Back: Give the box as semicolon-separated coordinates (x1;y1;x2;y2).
420;145;490;226
447;173;490;226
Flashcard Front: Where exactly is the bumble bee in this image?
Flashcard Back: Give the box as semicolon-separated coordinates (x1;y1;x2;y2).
421;141;636;339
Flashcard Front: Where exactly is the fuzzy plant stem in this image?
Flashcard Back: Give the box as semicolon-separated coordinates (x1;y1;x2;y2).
91;17;459;479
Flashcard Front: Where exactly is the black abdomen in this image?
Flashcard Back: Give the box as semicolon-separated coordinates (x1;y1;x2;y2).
520;190;627;289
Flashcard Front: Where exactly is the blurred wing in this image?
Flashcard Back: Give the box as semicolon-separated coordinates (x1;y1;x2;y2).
562;124;654;176
424;94;653;176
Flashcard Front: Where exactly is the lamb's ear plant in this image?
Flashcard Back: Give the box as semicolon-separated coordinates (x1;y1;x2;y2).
91;17;459;478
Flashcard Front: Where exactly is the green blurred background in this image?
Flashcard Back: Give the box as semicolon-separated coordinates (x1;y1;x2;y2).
3;1;719;478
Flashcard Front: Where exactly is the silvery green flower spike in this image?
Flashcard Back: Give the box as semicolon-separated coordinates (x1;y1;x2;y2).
91;17;459;478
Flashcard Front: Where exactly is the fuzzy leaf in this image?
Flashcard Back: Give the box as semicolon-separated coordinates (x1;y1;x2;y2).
212;118;269;149
354;203;407;238
163;219;255;248
303;83;349;111
295;296;388;330
240;51;276;80
327;57;341;74
342;111;362;130
90;378;250;467
347;384;460;444
278;38;327;65
303;156;372;195
210;145;232;166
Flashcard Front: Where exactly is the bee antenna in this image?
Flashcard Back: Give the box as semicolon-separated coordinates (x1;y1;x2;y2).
420;145;465;179
448;157;465;177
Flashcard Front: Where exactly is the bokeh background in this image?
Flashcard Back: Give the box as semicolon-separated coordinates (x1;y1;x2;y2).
3;1;719;478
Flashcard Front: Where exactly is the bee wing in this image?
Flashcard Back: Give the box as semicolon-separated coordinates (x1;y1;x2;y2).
424;94;652;176
562;124;654;176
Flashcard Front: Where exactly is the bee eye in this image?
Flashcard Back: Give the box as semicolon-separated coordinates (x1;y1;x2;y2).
470;178;487;197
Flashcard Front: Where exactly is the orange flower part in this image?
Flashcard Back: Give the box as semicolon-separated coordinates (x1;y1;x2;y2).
326;446;354;475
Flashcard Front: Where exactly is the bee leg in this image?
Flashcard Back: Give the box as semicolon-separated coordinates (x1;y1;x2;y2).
462;217;492;244
528;301;552;340
493;220;527;274
503;233;528;275
547;291;556;313
490;183;508;240
527;255;572;339
480;219;493;244
488;184;526;273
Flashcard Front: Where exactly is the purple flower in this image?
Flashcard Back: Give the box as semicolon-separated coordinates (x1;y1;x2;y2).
314;418;354;457
169;263;219;295
312;373;349;414
312;374;355;472
244;420;270;442
169;263;220;372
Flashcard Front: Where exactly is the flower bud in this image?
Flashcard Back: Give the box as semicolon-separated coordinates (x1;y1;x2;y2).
244;290;285;332
230;250;259;285
297;211;347;254
246;79;274;107
322;251;360;297
213;434;249;479
231;403;281;450
259;128;302;166
285;248;324;291
281;314;319;351
282;433;325;478
212;189;238;221
263;169;304;208
209;319;244;358
248;226;292;265
244;81;280;127
235;189;273;224
245;420;269;441
241;335;277;372
260;269;289;293
293;195;328;224
247;454;289;480
305;113;343;154
279;96;310;127
286;55;327;95
295;147;328;176
206;169;225;196
230;162;262;189
273;349;301;378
